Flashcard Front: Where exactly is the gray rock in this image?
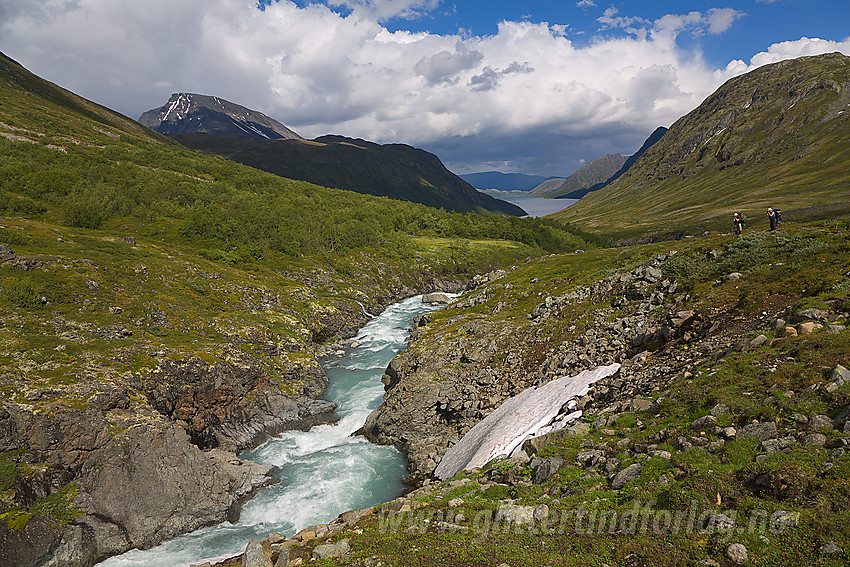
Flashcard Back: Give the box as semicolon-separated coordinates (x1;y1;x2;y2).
748;334;769;349
725;272;743;282
0;513;65;567
820;541;843;554
422;293;451;304
803;433;827;446
669;310;695;329
533;504;550;521
710;403;729;418
691;415;718;430
312;539;351;560
576;449;606;467
726;543;748;565
630;398;653;412
531;456;565;484
0;243;14;260
274;544;291;567
796;308;828;322
705;513;736;530
808;414;834;431
831;364;850;387
245;539;273;567
496;504;535;524
640;266;663;283
737;421;778;441
762;436;797;453
610;463;642;490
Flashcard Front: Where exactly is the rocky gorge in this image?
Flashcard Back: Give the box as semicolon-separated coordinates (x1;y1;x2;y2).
216;223;850;567
361;238;849;484
0;219;467;567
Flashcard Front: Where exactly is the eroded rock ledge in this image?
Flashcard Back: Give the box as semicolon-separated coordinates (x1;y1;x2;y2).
0;271;464;567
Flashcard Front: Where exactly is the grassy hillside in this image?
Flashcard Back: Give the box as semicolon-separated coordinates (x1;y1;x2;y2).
171;133;526;216
0;52;599;264
234;216;850;567
555;53;850;241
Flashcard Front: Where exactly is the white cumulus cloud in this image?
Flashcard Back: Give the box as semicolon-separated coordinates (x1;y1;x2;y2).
0;1;847;175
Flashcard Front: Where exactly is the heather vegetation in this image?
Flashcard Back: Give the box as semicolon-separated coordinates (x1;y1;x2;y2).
0;138;600;263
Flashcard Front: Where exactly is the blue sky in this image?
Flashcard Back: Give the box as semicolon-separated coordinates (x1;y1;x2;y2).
2;0;848;176
374;1;848;68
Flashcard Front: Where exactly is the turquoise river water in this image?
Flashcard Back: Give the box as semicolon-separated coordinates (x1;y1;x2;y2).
98;295;445;567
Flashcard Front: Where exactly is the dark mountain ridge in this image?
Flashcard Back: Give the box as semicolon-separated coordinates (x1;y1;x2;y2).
142;94;523;216
555;126;668;199
530;153;627;198
173;132;526;215
139;92;302;139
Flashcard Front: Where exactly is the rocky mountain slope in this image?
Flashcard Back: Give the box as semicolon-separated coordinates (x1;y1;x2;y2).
530;153;626;199
555;53;850;240
172;132;525;216
139;93;302;139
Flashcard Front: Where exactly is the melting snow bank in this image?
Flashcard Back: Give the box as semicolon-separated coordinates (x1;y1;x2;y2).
433;363;621;480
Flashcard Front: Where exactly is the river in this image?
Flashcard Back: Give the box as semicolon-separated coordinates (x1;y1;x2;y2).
98;295;446;567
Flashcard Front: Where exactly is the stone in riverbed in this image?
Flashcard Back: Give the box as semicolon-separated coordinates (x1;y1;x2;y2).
422;293;451;304
244;539;273;567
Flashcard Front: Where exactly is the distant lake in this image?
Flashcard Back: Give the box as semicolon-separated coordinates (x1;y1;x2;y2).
503;196;578;218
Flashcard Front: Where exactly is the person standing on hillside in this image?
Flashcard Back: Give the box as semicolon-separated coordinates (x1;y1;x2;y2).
767;208;778;231
732;212;745;236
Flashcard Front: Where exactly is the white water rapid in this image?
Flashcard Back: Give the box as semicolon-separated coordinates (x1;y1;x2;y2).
98;295;446;567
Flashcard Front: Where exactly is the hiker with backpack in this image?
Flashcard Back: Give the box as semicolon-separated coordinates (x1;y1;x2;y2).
732;212;746;236
767;208;782;231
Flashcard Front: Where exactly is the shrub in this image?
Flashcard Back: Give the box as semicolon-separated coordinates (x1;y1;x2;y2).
4;277;41;308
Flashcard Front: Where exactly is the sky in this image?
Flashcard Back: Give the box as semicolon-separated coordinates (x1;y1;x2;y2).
1;1;849;177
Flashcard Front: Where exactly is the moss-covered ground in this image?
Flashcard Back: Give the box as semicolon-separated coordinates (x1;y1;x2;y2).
278;218;850;567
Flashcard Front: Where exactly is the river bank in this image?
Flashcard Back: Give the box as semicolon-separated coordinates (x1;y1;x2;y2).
0;219;467;567
95;295;451;567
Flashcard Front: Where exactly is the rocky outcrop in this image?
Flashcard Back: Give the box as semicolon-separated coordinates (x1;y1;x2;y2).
0;275;467;567
359;251;839;483
141;348;334;452
0;403;275;567
359;255;689;481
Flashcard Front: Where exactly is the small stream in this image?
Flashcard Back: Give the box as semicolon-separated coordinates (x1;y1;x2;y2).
98;295;445;567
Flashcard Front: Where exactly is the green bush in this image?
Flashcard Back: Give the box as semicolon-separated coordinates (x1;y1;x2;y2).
4;277;41;308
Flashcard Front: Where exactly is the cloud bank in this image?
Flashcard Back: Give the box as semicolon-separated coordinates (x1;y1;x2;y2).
1;0;848;175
